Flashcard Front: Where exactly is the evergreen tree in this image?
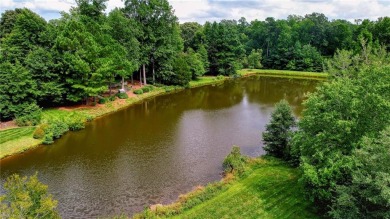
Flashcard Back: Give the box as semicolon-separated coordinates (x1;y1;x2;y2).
262;99;296;159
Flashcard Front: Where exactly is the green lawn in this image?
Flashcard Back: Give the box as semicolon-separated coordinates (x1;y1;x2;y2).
0;127;41;158
238;69;328;79
0;126;36;144
134;158;319;219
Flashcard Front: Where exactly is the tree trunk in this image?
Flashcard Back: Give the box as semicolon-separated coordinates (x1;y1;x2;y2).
109;83;112;95
121;76;125;90
152;61;155;84
143;64;147;85
139;68;142;86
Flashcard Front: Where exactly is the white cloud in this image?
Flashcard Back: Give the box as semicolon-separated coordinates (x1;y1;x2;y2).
1;0;389;23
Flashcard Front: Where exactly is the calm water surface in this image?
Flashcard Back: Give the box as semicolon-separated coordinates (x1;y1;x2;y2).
0;76;320;218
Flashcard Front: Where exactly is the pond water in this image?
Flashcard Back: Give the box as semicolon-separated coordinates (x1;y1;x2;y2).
0;76;320;218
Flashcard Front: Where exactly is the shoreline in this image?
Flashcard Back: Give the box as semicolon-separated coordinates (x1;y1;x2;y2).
0;70;327;160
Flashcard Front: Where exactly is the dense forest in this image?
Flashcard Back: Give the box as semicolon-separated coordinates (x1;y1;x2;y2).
1;0;389;122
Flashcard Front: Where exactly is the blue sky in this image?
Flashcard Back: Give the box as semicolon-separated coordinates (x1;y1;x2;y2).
1;0;389;23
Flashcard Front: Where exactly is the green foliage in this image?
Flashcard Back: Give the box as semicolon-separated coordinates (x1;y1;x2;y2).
204;21;244;75
222;146;247;175
293;56;390;215
98;97;109;104
46;121;69;139
15;103;42;126
247;49;263;69
141;87;150;93
133;89;143;95
109;95;116;101
171;53;192;86
116;92;129;99
33;124;48;139
329;127;390;219
0;173;60;219
65;114;85;131
262;99;296;160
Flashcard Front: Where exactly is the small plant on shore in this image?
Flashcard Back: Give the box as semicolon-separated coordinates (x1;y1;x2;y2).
98;97;109;104
223;146;247;175
133;89;143;95
141;87;150;93
33;124;48;139
216;75;224;80
116;92;129;99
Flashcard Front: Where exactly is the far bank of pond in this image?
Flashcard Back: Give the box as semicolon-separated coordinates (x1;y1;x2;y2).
0;69;327;160
0;74;322;218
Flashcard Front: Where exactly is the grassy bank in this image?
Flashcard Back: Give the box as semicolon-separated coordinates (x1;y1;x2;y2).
239;69;328;79
133;157;319;219
189;76;226;87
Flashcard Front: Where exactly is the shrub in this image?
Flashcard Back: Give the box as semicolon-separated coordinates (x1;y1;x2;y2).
15;103;42;126
45;121;69;139
109;95;116;101
223;146;247;175
98;97;108;104
42;132;54;145
66;118;85;131
133;89;143;95
116;92;128;99
141;87;150;93
145;85;154;91
33;124;48;139
216;75;224;80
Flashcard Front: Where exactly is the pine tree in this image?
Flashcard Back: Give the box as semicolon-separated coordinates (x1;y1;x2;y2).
262;99;296;159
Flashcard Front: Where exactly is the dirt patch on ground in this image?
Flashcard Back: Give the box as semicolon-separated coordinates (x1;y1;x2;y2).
0;120;18;130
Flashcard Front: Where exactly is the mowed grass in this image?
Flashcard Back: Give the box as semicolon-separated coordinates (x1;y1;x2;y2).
0;127;41;158
238;69;328;79
134;158;319;219
0;126;36;144
172;161;318;219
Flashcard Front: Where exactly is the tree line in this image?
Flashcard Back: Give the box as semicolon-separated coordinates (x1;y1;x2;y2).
1;0;389;122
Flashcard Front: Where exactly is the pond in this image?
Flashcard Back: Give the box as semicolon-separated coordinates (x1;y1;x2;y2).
0;76;320;218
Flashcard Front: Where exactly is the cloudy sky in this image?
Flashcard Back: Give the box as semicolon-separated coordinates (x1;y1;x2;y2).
1;0;389;23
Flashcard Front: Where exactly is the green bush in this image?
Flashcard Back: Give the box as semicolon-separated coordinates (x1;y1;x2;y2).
109;95;116;101
133;89;143;95
116;92;128;99
45;121;69;139
145;85;154;91
141;87;150;93
33;124;48;139
66;118;85;131
15;103;42;126
164;87;175;93
98;97;108;104
42;132;54;145
223;146;247;175
216;75;224;80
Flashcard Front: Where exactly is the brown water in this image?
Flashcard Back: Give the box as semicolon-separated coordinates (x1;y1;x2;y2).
0;76;319;218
